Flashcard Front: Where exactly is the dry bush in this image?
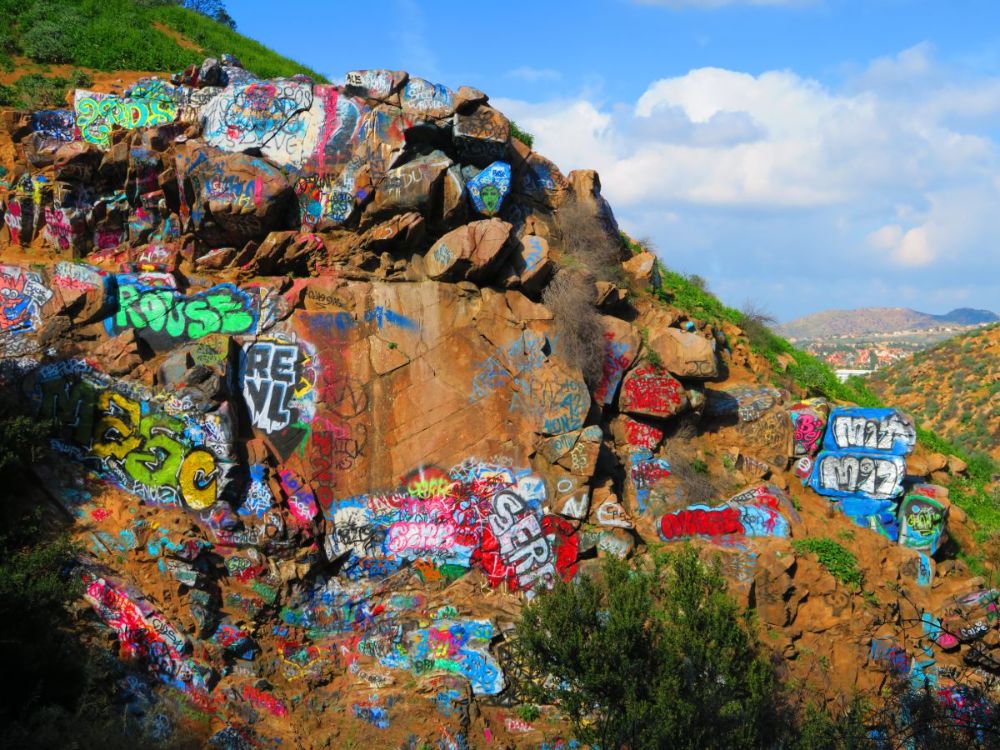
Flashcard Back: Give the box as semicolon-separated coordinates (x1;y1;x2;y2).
543;270;606;388
739;300;778;350
557;198;624;282
670;454;724;505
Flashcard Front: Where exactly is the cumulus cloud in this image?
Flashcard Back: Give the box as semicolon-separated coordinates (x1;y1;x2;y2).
493;45;1000;319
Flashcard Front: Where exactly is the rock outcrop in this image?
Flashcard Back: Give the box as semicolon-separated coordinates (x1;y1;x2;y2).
1;55;997;748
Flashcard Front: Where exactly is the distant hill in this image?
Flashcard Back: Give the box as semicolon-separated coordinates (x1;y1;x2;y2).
869;323;1000;461
778;307;998;340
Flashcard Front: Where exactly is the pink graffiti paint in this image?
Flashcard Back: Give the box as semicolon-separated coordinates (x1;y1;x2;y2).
387;521;457;553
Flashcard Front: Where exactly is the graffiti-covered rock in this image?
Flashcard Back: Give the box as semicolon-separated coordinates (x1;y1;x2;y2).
0;49;990;750
619;363;688;419
647;325;718;379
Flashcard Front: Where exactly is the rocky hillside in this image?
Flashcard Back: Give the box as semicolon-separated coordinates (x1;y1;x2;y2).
780;307;998;340
1;50;998;748
870;324;1000;463
0;0;322;111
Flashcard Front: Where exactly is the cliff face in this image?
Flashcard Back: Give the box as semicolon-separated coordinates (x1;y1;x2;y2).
1;55;997;748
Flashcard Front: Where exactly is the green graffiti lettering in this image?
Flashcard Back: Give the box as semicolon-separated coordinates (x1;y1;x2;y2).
206;291;255;334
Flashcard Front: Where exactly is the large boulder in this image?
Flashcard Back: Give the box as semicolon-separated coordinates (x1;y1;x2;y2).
619;363;689;419
364;151;452;223
647;326;718;379
175;143;294;247
424;219;512;281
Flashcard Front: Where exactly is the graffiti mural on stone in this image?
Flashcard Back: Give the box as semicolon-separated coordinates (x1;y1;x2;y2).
107;278;259;350
0;265;52;345
201;78;314;160
324;461;577;596
467;161;511;217
657;485;793;542
808;451;906;501
898;492;948;554
34;360;236;511
379;618;504;695
82;571;213;693
824;407;917;456
74;90;178;148
790;399;829;457
239;336;318;458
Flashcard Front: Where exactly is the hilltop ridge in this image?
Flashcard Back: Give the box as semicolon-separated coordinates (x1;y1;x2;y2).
780;306;998;340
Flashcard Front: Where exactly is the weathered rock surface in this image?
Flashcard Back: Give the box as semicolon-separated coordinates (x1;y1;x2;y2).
0;53;994;750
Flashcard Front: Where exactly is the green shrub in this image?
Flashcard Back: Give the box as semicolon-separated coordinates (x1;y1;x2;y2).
792;537;864;589
21;21;75;63
9;74;71;109
513;548;781;750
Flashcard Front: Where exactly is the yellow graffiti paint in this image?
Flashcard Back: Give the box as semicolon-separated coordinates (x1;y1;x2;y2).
92;392;141;460
178;448;218;510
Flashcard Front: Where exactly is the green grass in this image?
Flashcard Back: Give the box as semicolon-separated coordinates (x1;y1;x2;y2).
510;121;534;149
792;538;864;589
151;5;326;80
0;0;324;80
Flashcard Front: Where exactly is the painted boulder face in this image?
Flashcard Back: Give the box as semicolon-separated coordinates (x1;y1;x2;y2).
824;407;917;456
467;161;511;216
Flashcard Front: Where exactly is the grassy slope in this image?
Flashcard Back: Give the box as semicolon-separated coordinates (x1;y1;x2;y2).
869;323;1000;461
623;234;1000;544
0;0;325;81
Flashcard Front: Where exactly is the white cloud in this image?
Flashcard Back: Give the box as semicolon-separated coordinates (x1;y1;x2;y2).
868;225;935;267
493;45;1000;318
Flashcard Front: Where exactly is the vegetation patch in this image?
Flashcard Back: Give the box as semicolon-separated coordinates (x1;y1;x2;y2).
792;537;864;589
0;0;324;80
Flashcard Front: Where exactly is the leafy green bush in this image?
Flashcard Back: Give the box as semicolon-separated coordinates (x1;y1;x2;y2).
151;4;326;79
792;537;864;589
513;548;781;750
21;20;76;63
7;74;71;109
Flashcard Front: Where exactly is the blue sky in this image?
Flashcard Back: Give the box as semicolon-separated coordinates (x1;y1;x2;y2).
233;0;1000;321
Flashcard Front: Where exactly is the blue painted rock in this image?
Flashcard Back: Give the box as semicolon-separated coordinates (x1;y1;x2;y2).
824;407;917;456
808;450;906;500
467;161;512;217
898;492;948;554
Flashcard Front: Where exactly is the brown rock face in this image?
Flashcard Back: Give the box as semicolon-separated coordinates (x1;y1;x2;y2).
424;218;513;281
647;326;719;378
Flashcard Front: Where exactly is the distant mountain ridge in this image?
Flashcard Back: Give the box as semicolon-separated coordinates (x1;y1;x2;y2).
779;307;998;340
